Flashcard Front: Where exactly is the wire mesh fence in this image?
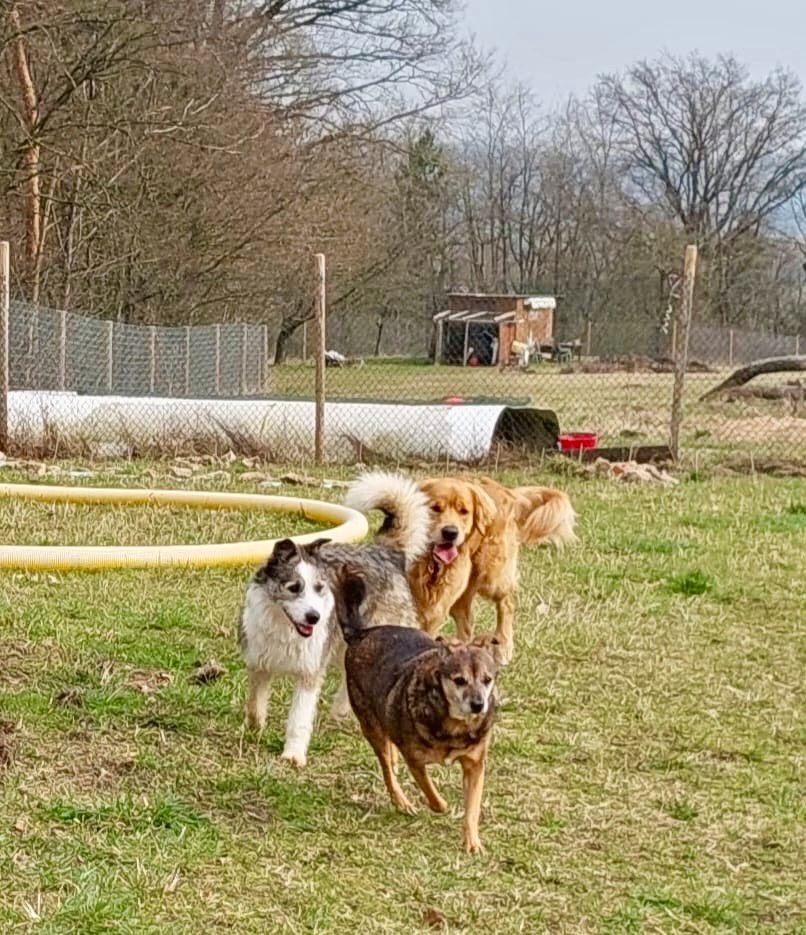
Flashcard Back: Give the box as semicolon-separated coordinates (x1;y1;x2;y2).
4;296;805;465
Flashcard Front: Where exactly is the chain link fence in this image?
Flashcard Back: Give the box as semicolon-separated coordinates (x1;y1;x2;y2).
4;296;805;465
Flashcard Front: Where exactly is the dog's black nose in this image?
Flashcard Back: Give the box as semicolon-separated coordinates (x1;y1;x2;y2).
470;699;484;714
305;610;320;625
441;525;459;542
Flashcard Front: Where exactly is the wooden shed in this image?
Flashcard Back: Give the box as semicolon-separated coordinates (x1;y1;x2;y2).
433;293;556;365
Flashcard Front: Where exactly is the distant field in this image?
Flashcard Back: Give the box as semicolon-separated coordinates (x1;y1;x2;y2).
272;361;806;457
1;463;804;931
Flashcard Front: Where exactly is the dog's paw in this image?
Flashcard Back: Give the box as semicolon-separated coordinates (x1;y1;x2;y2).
463;833;484;855
280;750;307;768
244;715;266;732
428;796;449;814
493;640;513;667
392;793;418;816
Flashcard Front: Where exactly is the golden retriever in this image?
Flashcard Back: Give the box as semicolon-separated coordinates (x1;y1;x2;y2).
347;473;576;664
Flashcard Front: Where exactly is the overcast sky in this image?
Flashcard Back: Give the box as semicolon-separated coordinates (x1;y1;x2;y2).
464;0;806;103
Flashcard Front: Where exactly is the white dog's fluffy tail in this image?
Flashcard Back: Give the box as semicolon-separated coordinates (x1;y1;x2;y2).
512;485;577;548
345;472;430;565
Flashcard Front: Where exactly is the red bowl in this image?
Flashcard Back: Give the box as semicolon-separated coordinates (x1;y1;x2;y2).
557;432;598;452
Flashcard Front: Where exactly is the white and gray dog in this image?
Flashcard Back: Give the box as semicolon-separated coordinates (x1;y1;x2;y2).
238;473;429;766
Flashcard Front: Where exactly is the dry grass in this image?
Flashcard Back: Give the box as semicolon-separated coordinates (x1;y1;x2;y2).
273;361;806;458
0;463;804;932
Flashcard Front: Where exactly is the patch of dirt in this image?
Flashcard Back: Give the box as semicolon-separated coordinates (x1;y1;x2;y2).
0;720;19;771
34;733;140;792
566;355;713;374
53;687;85;708
422;908;448;929
191;659;225;685
0;638;65;689
709;415;806;446
714;457;806;478
125;669;173;694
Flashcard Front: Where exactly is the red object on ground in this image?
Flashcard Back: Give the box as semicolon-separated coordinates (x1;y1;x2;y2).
444;395;465;405
558;432;598;452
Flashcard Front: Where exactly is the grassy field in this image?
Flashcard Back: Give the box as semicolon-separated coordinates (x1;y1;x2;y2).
272;361;806;458
1;462;804;933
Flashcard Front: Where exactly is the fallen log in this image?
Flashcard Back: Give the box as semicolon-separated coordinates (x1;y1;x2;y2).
699;356;806;401
724;383;803;401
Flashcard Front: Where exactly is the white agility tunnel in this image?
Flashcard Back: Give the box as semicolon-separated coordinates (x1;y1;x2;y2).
8;392;559;463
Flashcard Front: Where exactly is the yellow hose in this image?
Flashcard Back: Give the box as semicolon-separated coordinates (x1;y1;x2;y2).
0;483;368;571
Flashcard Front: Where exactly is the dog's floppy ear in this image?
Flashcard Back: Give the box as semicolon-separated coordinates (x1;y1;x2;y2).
435;634;461;653
254;538;298;582
271;538;298;563
470;484;496;535
341;570;366;613
301;537;331;558
470;633;503;668
334;564;367;636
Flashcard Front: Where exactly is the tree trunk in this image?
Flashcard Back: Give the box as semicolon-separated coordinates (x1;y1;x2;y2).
10;6;41;270
273;318;307;363
374;316;384;357
700;356;806;401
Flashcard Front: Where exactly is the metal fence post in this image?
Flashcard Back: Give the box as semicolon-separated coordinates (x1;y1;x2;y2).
240;322;248;395
0;242;9;451
214;324;221;395
262;324;269;391
58;308;67;390
184;325;191;396
669;244;698;460
106;319;114;392
314;253;326;464
149;325;157;394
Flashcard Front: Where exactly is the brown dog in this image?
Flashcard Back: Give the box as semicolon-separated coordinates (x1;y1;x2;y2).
335;569;500;854
347;473;576;664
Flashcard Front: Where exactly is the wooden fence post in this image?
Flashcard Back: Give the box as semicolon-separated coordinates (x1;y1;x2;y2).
314;253;326;464
59;308;67;390
728;328;734;367
106;320;114;392
0;242;9;452
669;245;698;461
796;334;801;356
585;319;592;357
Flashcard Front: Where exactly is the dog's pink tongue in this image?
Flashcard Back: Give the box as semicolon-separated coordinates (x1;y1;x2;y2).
433;544;458;565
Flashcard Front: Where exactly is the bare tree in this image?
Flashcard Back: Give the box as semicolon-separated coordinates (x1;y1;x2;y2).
598;54;806;243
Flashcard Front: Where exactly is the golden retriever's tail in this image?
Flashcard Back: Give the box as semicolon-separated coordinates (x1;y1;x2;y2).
512;485;577;547
344;472;431;565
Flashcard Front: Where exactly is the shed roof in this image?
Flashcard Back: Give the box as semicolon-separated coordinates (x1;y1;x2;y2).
446;292;556;310
434;309;515;324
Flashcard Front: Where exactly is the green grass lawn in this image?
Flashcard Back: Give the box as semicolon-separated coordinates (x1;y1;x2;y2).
1;464;804;932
